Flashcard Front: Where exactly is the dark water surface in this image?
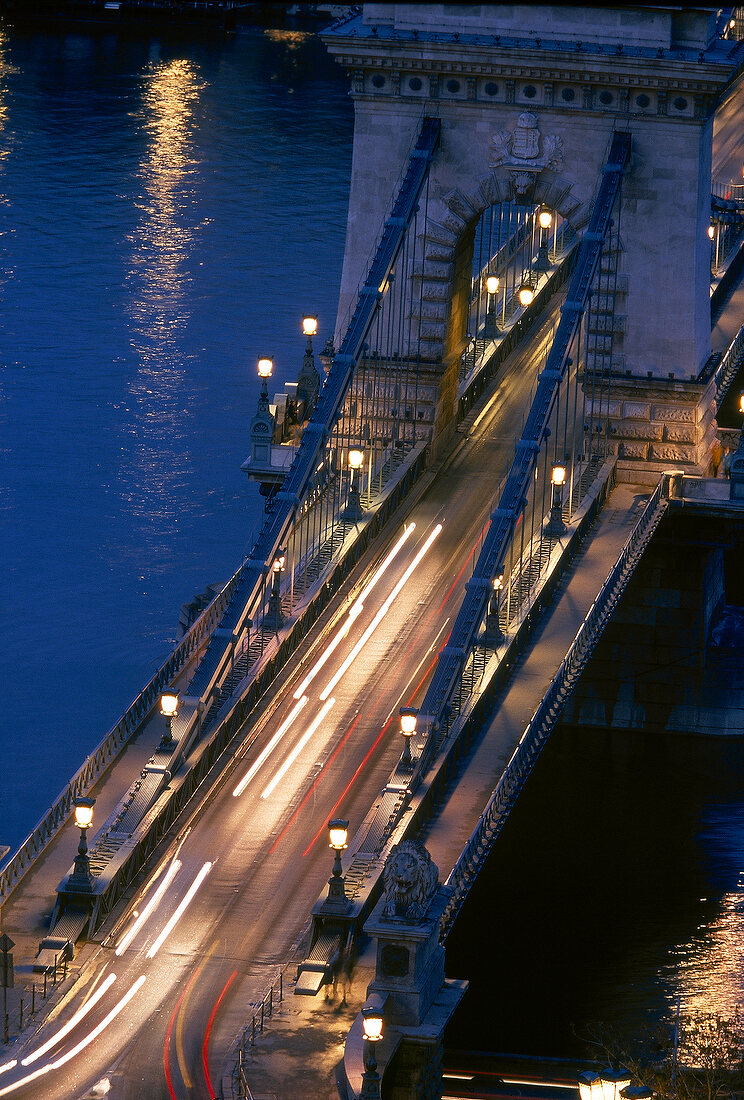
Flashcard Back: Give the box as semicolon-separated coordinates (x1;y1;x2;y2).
445;725;744;1057
0;20;353;851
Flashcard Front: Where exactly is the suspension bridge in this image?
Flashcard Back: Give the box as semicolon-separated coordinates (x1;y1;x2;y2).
0;6;743;1100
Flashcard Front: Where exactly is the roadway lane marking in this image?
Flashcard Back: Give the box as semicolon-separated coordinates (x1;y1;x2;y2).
261;697;336;800
292;522;416;700
232;695;309;797
146;862;213;959
319;523;443;701
202;968;238;1100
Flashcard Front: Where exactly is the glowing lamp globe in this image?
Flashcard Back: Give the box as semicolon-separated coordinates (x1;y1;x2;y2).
551;463;567;487
74;797;95;831
518;281;535;307
348;448;365;471
539;208;553;229
160;690;179;719
257;357;273;379
362;1004;384;1043
328;819;349;851
486;275;499;295
302;316;318;337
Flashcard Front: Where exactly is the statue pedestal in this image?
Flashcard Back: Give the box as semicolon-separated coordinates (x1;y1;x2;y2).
343;841;468;1100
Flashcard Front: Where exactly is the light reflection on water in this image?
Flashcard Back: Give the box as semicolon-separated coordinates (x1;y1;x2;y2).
121;57;204;557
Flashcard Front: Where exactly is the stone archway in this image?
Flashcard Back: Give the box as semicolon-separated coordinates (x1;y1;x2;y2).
417;165;592;364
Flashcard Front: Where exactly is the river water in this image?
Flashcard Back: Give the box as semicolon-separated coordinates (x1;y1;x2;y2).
0;13;742;1065
0;17;353;852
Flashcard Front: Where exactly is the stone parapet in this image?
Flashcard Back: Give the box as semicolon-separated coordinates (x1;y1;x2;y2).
590;373;718;484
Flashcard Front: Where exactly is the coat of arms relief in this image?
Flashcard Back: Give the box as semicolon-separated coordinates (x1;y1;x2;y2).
490;112;564;196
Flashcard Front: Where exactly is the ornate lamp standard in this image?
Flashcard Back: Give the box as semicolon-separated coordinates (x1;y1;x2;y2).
344;447;365;521
545;461;567;536
323;819;350;913
518;273;536;307
160;690;179;746
267;549;286;630
67;797;96;891
484;274;500;337
359;1000;384;1100
257;356;273;398
536;206;553;272
484;572;505;644
399;707;418;767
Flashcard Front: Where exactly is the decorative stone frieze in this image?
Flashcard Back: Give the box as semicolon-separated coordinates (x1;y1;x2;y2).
618;421;664;442
651;405;695;422
622;402;651;420
663;424;696;444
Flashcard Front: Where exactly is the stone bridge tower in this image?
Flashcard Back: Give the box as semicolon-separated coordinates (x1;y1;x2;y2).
324;4;744;479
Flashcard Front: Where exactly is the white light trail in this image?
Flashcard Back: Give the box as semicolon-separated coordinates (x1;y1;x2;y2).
0;1063;51;1096
261;697;335;800
146;862;212;959
21;972;118;1065
293;523;416;700
49;976;146;1069
0;1064;16;1077
115;858;182;956
233;695;309;797
319;523;443;701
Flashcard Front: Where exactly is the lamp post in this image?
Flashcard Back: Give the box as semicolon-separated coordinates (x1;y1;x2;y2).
160;690;179;746
298;316;320;411
545;461;567;536
267;549;286;630
360;1001;384;1100
598;1065;632;1100
729;389;744;499
257;356;273;398
484;572;504;644
518;273;536;307
536;207;553;272
344;447;365;521
324;818;350;913
484;274;500;338
67;797;96;891
399;707;418;767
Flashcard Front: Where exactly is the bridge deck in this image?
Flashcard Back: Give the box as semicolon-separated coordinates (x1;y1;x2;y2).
419;480;650;883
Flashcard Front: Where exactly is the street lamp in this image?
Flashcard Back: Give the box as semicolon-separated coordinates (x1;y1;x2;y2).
399;707;418;767
518;273;536;307
324;818;350;912
545;461;567;536
578;1071;603;1100
484;572;504;644
344;447;365;521
360;1000;384;1100
267;549;286;630
67;797;96;891
160;690;179;746
484;274;500;338
599;1066;632;1100
257;356;273;398
302;314;318;346
536;207;553;272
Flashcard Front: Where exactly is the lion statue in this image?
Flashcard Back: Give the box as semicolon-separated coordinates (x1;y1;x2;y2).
382;840;439;922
